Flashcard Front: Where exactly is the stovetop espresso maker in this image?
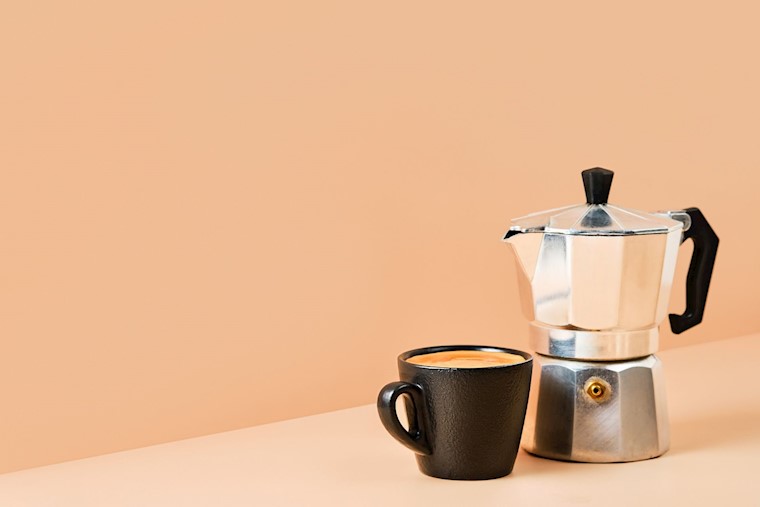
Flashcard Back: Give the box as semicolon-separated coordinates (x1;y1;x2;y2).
504;168;719;462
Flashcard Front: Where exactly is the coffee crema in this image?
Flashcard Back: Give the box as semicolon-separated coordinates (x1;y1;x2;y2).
406;349;525;368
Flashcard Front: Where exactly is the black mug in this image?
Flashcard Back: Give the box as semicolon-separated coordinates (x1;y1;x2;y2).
377;345;533;480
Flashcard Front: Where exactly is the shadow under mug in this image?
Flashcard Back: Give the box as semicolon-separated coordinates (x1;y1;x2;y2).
377;345;533;480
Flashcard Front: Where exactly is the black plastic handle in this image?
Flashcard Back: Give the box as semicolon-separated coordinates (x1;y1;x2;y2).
377;381;431;455
669;207;719;334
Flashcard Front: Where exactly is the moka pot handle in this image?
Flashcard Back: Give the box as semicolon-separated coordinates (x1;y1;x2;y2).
669;207;719;334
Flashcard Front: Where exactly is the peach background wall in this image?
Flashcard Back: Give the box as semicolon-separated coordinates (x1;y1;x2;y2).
1;1;759;473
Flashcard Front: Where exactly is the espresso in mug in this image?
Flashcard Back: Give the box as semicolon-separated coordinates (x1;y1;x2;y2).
407;349;525;368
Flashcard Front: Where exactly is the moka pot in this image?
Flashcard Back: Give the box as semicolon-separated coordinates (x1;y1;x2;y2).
503;167;718;462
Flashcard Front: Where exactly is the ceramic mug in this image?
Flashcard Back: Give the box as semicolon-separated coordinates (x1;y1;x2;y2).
377;345;532;480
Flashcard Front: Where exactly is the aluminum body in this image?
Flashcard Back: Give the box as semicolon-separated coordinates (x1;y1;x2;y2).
507;225;683;360
504;197;688;462
521;353;670;462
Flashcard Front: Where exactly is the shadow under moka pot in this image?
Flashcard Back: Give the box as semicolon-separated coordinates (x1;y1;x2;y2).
504;168;719;462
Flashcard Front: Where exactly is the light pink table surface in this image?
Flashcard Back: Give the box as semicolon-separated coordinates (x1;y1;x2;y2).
1;334;758;506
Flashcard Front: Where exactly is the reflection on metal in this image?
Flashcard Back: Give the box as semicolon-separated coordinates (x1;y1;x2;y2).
529;323;659;361
505;203;683;236
522;354;669;463
507;230;683;357
504;188;686;462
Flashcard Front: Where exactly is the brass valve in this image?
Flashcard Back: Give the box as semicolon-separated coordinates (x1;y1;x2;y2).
584;377;612;403
587;382;605;399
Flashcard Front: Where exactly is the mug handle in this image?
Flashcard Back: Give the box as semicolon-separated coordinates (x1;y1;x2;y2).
377;381;432;455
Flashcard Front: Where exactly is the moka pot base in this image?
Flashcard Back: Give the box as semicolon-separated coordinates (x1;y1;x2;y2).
521;353;670;463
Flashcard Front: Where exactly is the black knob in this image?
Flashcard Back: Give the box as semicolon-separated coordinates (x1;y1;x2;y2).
582;167;614;205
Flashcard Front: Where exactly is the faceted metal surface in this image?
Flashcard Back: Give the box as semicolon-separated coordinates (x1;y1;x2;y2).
506;227;683;359
504;200;686;463
506;202;684;236
521;354;670;463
